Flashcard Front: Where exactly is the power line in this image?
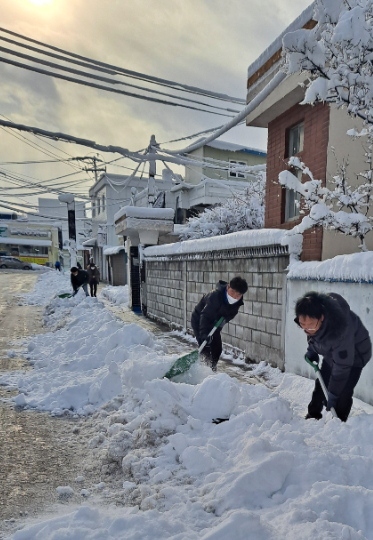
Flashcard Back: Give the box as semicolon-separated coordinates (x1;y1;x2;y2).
0;26;245;105
0;56;234;118
0;45;240;115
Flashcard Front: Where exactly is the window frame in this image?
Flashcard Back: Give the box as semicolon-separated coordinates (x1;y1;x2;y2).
228;159;247;179
286;122;304;158
284;168;302;222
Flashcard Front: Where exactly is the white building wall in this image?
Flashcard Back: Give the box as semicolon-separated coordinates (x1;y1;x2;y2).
285;278;373;405
322;107;373;258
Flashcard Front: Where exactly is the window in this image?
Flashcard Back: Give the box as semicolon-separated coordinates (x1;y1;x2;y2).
284;169;302;222
102;194;106;213
229;160;247;179
97;198;101;215
288;122;304;157
92;201;96;218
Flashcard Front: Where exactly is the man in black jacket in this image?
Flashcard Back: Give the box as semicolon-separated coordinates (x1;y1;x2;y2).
87;260;100;297
295;291;371;422
70;267;89;297
191;276;248;371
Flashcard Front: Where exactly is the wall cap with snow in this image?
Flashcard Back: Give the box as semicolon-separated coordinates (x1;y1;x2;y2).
287;252;373;284
143;229;303;260
114;206;175;224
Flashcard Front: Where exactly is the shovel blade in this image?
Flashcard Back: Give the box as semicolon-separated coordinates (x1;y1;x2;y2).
58;293;73;299
164;350;199;379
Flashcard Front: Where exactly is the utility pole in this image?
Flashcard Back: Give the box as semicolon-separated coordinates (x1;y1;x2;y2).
148;135;157;207
71;155;106;183
58;193;77;268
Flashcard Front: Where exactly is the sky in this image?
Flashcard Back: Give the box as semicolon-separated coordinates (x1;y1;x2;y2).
0;0;312;213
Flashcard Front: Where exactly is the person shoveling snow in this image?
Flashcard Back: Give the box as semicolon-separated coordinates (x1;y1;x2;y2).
295;291;372;422
191;277;248;372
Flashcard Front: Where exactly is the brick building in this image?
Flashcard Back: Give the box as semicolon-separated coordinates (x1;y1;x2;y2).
245;4;370;261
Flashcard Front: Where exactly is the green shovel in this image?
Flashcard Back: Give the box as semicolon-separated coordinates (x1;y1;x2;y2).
164;316;225;379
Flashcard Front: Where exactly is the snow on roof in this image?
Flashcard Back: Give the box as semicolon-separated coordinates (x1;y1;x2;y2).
288;252;373;283
143;228;303;258
0;238;52;247
205;140;266;156
114;206;175;223
82;237;97;247
247;2;315;80
103;245;125;256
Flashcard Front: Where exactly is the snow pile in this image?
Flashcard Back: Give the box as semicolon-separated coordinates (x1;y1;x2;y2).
23;270;71;306
0;298;173;416
288;251;373;283
100;284;129;305
30;263;53;272
9;367;373;540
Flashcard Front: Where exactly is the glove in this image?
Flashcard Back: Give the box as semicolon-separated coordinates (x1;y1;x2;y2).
305;354;319;366
200;334;213;346
326;392;338;411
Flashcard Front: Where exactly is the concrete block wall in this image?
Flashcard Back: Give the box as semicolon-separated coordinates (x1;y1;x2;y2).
144;246;289;370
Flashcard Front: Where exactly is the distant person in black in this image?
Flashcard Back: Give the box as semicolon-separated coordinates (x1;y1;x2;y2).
70;267;89;297
76;261;82;269
87;260;100;297
191;277;248;371
295;291;372;422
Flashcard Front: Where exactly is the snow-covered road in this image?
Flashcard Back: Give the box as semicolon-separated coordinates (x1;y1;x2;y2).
2;271;373;540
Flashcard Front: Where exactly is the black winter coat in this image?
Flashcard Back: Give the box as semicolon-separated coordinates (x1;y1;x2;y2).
298;293;371;397
71;269;89;292
191;280;244;344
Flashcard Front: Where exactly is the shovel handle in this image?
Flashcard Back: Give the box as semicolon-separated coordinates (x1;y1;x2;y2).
305;356;338;419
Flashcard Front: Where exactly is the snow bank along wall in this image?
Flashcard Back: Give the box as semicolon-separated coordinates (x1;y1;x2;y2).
142;230;297;369
286;276;373;406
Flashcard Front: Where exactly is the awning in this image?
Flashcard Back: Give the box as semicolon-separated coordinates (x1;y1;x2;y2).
104;245;125;256
82;238;97;247
0;238;52;247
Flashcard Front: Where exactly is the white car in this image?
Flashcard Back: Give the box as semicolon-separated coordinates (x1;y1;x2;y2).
0;256;32;270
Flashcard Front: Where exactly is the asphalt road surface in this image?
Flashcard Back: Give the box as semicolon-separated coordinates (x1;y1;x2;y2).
0;270;100;538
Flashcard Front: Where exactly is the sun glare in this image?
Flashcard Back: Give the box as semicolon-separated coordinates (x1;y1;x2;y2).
28;0;54;6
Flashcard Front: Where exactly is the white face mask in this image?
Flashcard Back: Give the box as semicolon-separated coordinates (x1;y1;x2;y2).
227;292;240;304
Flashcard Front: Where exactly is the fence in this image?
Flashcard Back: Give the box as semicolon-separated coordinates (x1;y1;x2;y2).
142;230;300;369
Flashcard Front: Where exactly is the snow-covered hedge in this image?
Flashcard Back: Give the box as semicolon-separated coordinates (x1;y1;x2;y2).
180;174;265;240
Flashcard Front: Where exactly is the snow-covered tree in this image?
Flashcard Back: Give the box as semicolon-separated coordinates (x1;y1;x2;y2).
279;157;373;250
179;174;265;240
278;0;373;250
283;0;373;121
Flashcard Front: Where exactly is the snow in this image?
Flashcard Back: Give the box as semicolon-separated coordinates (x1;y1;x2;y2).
5;270;373;539
114;206;175;223
247;3;315;79
180;175;265;240
206;140;266;156
103;245;125;256
288;251;373;283
22;270;72;306
100;284;129;305
0;237;52;246
30;263;53;272
1;294;171;416
144;228;303;259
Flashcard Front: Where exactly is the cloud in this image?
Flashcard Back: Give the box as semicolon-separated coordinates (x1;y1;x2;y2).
0;0;311;209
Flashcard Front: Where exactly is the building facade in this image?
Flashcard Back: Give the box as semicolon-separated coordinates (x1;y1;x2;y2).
245;4;371;260
0;213;59;266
